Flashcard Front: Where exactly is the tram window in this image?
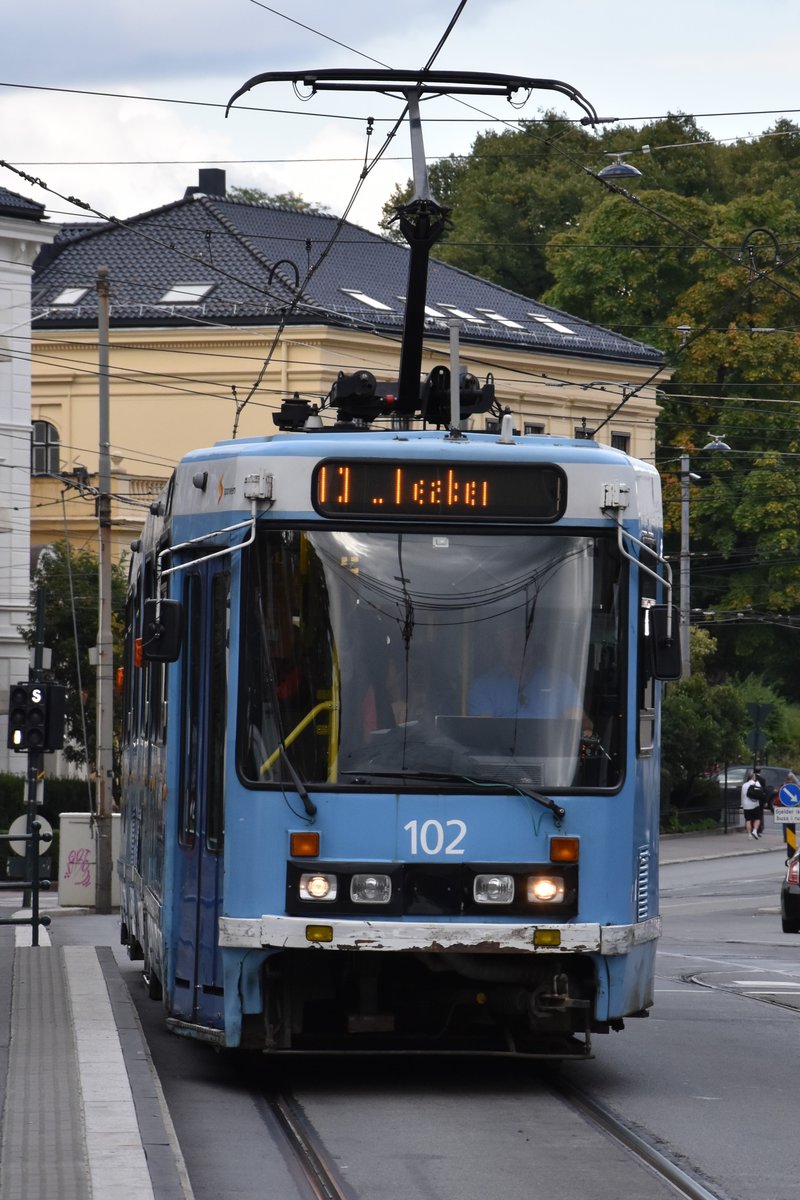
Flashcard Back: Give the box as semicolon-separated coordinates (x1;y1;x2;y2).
179;573;201;846
206;572;229;852
148;661;165;743
638;599;656;756
238;532;334;785
123;592;136;744
238;528;625;791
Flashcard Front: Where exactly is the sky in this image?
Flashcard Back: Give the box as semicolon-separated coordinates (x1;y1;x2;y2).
2;0;800;234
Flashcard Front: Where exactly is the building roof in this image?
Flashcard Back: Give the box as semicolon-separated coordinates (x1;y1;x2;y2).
31;182;663;368
0;186;47;222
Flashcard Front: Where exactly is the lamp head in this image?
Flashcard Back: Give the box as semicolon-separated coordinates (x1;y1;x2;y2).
598;152;642;180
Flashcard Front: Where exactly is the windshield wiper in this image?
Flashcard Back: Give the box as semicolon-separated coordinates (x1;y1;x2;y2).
341;770;566;824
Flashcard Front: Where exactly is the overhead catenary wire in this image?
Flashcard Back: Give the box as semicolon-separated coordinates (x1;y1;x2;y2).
4;19;796;482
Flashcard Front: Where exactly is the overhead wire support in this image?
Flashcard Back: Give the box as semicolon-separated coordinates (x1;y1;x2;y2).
225;68;604;126
226;68;605;417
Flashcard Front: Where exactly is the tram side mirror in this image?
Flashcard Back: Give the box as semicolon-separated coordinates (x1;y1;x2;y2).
142;599;183;662
649;605;681;680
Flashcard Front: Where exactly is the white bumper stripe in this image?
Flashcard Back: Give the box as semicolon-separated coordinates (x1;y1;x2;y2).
218;915;661;955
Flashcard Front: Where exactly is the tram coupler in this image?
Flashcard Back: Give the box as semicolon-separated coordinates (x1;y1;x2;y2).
534;972;591;1014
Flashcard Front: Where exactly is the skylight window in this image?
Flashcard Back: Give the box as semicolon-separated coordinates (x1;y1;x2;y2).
397;297;448;319
475;308;525;330
436;305;486;324
52;287;89;306
340;289;394;311
530;314;575;336
159;283;214;304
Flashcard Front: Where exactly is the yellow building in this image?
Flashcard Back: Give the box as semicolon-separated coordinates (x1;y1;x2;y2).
30;170;666;562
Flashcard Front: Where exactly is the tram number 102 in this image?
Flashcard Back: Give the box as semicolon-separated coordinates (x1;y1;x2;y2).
404;818;467;856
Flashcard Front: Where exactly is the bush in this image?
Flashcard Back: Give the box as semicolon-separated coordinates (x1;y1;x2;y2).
661;777;722;832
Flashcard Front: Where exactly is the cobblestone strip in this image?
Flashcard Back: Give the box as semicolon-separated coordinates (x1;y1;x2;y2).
0;947;90;1199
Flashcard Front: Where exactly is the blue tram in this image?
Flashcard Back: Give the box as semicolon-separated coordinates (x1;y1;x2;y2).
119;389;679;1058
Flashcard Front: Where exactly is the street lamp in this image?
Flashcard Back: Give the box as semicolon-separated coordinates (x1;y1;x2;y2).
679;437;730;679
597;152;642;180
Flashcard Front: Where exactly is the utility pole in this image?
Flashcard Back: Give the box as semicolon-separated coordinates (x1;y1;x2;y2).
95;266;114;913
22;589;46;911
679;454;691;680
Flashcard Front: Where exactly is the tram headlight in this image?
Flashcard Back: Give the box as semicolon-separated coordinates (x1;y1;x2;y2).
299;872;338;901
350;873;392;904
474;874;515;904
526;875;565;904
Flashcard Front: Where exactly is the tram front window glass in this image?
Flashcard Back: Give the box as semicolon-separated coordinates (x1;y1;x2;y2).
238;530;624;791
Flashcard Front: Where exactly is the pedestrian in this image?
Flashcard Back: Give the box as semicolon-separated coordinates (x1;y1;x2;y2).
741;770;766;839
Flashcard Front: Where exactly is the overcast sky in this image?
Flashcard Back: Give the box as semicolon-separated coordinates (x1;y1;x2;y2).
3;0;799;232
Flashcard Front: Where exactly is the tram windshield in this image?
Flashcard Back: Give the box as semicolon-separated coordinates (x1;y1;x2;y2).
237;529;624;791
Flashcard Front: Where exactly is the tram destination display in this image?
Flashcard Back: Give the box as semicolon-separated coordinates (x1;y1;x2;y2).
312;460;566;520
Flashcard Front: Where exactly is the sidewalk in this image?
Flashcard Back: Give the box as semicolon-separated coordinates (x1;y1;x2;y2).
660;811;790;865
0;913;192;1200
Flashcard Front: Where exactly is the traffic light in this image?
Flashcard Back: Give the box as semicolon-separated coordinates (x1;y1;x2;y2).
6;682;66;753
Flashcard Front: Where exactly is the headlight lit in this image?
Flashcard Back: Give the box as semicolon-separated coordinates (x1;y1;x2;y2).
474;873;515;904
350;873;392;903
526;875;565;904
299;873;338;901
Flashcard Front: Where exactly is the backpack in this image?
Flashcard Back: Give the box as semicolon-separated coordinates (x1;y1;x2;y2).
747;782;765;801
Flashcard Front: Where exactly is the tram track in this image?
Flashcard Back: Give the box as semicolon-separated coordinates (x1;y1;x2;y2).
550;1076;725;1200
258;1088;353;1200
257;1067;727;1200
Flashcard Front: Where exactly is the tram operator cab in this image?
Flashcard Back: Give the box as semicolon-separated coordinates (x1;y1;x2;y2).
123;431;679;1059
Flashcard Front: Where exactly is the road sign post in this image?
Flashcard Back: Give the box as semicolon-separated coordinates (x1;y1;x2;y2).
775;783;800;849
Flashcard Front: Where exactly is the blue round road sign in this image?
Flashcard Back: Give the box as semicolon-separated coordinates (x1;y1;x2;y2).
779;783;800;807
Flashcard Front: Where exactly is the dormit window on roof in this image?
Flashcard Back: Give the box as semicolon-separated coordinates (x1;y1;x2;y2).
30;182;664;372
158;283;215;305
340;288;394;312
52;287;90;306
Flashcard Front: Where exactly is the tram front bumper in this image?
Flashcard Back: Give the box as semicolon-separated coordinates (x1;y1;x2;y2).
219;915;661;955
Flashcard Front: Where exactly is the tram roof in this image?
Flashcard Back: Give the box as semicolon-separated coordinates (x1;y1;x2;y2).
180;427;658;472
31;173;663;368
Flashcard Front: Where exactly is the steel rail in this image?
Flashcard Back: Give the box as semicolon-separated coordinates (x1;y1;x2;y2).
264;1090;353;1200
550;1077;724;1200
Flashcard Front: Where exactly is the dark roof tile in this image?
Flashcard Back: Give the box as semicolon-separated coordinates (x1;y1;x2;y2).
32;192;662;366
0;186;47;221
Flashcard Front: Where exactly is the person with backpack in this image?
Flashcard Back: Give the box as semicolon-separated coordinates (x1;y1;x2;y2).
741;770;766;839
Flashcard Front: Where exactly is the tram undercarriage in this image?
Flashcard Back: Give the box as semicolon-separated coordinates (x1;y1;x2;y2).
233;950;606;1058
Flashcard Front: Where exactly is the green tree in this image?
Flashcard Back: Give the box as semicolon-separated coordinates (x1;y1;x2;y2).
19;543;127;767
658;192;800;685
382;114;600;295
542;189;714;333
379;116;800;690
227;185;330;213
660;629;747;807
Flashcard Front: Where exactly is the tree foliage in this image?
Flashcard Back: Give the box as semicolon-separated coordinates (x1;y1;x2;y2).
227;185;330;213
19;543;127;767
660;630;747;804
380;113;800;694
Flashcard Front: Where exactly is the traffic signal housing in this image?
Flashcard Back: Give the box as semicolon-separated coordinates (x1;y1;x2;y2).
6;682;66;753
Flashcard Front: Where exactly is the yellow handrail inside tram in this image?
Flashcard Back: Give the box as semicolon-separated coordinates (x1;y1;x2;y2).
259;700;334;776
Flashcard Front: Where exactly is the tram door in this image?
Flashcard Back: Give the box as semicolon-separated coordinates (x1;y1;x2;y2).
171;564;229;1027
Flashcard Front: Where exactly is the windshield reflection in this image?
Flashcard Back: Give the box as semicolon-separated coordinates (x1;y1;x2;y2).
238;529;624;790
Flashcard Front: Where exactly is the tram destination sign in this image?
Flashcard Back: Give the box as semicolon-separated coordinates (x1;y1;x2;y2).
312;460;566;520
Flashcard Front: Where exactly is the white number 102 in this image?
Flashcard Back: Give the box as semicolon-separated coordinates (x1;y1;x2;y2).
403;818;467;856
